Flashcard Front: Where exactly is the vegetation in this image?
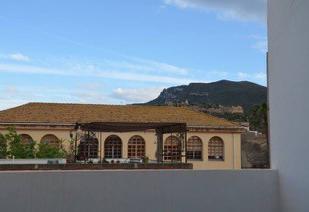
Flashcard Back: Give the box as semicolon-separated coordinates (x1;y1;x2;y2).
213;113;248;123
0;128;66;159
214;103;268;135
143;156;149;164
146;80;267;112
248;103;268;135
36;142;66;159
65;138;75;162
146;80;269;135
242;103;270;168
0;133;7;159
5;128;36;159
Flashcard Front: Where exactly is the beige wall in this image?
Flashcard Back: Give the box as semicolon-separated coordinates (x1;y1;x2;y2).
0;128;241;170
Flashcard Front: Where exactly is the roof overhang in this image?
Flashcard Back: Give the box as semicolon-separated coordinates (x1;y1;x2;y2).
76;122;187;134
0;122;244;133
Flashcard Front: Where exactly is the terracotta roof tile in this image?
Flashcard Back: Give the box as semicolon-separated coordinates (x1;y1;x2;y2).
0;102;237;128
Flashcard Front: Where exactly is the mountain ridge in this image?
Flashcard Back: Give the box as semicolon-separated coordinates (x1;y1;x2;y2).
146;80;267;112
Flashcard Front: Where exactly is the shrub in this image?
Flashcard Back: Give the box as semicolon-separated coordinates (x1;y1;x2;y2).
0;133;7;159
143;156;149;164
36;143;66;159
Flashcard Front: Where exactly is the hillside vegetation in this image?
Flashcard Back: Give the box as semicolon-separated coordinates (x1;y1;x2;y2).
147;80;267;112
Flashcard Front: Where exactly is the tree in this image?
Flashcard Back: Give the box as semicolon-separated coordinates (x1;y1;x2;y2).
36;142;66;158
0;133;7;158
6;127;36;159
23;141;36;158
66;138;75;162
248;103;268;135
248;103;270;168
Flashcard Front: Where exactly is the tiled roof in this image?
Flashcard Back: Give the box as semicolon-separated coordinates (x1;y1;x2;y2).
0;103;237;128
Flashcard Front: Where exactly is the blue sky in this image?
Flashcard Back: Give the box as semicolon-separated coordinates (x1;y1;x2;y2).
0;0;267;110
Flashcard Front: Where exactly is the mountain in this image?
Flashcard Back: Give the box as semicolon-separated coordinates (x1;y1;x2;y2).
146;80;267;112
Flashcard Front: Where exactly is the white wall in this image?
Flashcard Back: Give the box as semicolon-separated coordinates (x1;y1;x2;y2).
268;0;309;211
0;170;278;212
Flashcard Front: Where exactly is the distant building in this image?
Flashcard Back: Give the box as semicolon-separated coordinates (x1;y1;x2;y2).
0;103;243;169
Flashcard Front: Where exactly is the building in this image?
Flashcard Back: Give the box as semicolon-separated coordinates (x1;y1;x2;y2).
0;102;243;169
268;0;309;210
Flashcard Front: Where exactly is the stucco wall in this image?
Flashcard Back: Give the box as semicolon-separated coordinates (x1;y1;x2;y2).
0;170;278;212
0;128;241;170
268;0;309;211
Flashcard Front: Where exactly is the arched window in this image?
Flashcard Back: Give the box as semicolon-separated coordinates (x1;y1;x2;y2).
128;135;145;159
40;134;60;148
104;135;122;159
187;136;203;160
20;134;34;145
164;136;181;161
78;135;98;160
208;136;224;161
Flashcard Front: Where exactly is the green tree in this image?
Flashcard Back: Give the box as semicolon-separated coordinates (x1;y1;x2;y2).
36;142;66;158
0;133;7;158
23;141;36;158
248;103;268;135
6;127;36;159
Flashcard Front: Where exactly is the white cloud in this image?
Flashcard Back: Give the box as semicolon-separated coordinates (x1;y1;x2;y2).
0;57;197;109
0;63;194;84
252;38;268;53
237;71;267;84
112;87;163;103
102;58;189;75
164;0;266;23
0;100;27;111
131;58;189;75
254;72;267;81
0;84;114;110
237;72;249;79
0;86;38;110
250;35;267;53
4;86;18;96
0;84;162;110
0;64;64;75
7;53;30;62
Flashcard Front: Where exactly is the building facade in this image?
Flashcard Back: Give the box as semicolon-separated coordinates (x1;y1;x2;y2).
0;103;243;169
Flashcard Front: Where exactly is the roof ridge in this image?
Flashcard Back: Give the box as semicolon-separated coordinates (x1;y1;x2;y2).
25;102;184;107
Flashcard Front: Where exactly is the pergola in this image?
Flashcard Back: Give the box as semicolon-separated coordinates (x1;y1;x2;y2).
73;122;188;163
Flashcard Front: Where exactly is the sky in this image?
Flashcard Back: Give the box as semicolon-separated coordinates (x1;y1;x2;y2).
0;0;267;110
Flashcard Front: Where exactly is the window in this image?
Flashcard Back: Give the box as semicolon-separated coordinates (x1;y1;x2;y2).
187;136;202;160
208;136;224;161
20;134;34;145
164;136;181;161
104;135;122;159
78;135;98;160
40;134;60;148
128;135;145;159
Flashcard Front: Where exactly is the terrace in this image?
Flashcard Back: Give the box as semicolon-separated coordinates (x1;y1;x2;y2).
0;1;308;212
